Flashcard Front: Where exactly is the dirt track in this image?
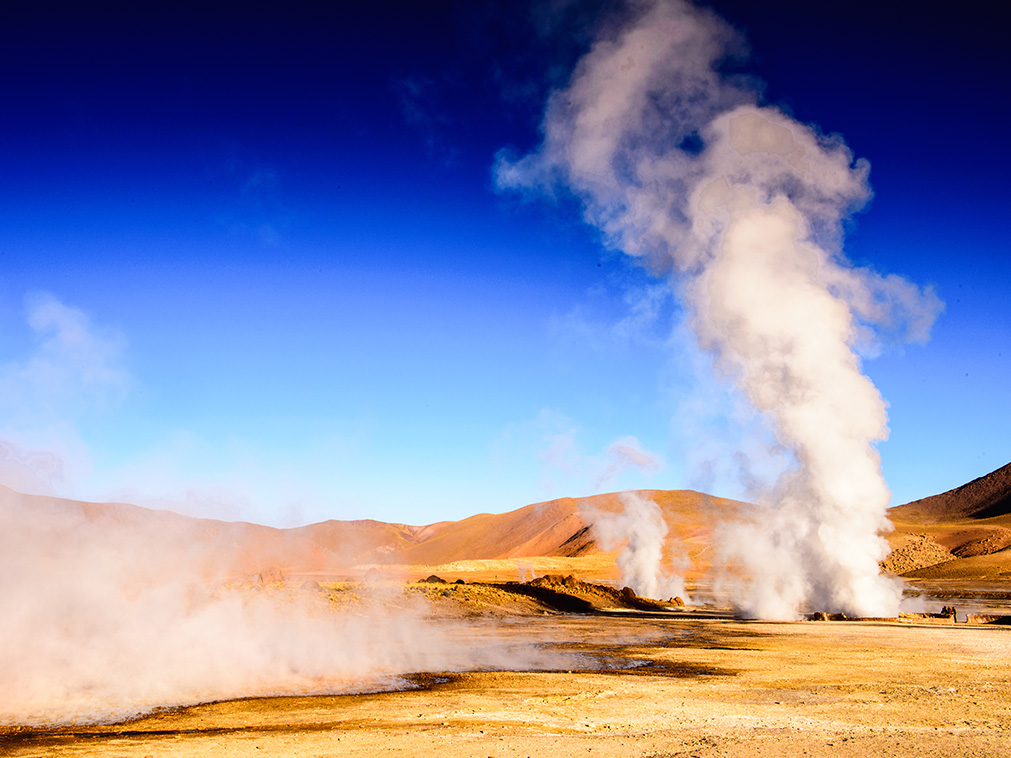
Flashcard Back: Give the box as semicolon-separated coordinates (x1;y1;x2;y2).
7;614;1009;758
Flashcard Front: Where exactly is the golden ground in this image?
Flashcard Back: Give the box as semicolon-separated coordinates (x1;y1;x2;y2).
6;609;1010;757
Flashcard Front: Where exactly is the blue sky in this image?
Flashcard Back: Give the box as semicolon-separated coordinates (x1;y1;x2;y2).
1;1;1008;526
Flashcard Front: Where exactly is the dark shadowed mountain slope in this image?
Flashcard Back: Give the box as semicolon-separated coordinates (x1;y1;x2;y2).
890;461;1011;523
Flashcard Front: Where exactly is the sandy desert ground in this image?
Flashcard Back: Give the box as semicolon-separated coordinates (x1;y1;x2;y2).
5;599;1010;758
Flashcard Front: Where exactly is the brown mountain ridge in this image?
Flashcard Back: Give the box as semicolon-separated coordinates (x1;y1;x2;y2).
1;484;747;581
5;461;1011;586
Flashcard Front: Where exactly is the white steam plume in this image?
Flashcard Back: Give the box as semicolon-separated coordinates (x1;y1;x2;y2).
589;491;689;601
497;0;941;618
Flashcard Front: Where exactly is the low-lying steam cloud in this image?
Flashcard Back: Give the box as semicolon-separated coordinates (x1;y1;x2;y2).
0;488;565;727
498;0;941;618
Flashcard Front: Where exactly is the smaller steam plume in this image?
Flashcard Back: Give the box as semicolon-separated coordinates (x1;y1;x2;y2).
587;491;689;601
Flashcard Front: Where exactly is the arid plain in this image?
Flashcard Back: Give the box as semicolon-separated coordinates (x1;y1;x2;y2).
9;616;1011;758
3;463;1010;757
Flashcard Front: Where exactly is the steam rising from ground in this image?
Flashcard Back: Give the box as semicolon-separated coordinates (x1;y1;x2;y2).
0;489;565;727
588;492;689;601
498;0;941;618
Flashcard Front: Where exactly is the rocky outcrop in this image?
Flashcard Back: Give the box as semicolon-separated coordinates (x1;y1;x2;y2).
880;533;953;575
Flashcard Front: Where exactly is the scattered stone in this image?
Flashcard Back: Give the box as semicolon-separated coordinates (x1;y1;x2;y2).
530;574;570;588
880;533;953;575
256;567;285;585
951;529;1011;557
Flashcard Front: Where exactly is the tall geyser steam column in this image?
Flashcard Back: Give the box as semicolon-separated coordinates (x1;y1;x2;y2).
496;0;940;619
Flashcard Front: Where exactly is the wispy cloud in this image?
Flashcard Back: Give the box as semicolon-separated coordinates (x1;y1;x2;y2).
595;435;662;489
8;293;128;410
495;409;664;499
550;279;675;353
394;73;461;165
213;147;287;245
0;293;128;494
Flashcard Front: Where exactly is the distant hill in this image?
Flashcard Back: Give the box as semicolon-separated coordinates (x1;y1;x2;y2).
0;484;747;580
890;461;1011;523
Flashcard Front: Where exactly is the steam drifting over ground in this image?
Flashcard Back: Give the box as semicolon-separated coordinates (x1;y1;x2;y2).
587;491;689;602
0;489;569;727
497;0;941;619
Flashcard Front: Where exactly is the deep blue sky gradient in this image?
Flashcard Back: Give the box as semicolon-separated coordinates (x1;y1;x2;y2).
2;1;1008;524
